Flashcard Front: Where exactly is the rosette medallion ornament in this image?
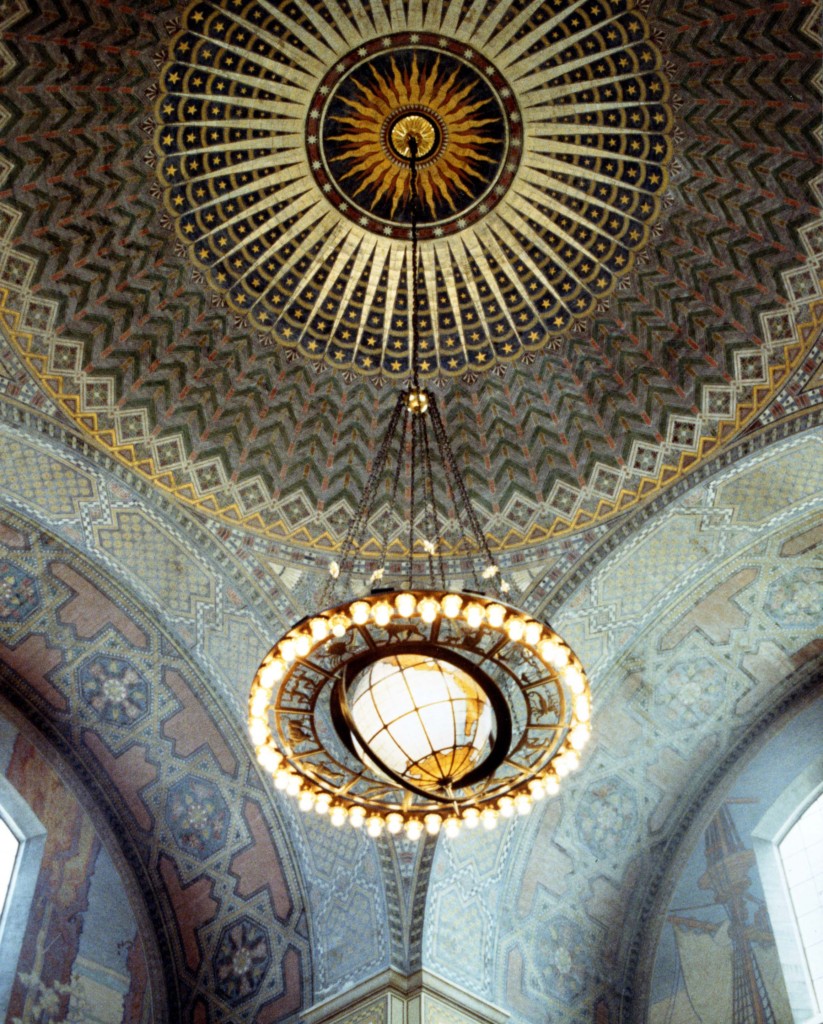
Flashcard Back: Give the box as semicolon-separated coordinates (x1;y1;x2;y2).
249;138;591;839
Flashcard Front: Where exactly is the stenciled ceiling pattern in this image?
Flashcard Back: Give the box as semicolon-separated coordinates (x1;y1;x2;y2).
154;0;674;376
0;0;821;562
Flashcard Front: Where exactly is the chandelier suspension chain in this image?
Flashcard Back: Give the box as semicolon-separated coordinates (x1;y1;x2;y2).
428;401;502;592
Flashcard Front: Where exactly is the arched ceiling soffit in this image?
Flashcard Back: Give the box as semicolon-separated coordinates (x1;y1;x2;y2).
0;0;821;560
634;671;823;1024
0;699;171;1023
0;505;315;1023
421;430;823;1021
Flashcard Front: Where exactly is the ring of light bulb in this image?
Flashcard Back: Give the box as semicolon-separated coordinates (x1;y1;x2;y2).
249;590;591;840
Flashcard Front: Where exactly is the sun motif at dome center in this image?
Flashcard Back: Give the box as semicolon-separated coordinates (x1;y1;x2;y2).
155;0;674;377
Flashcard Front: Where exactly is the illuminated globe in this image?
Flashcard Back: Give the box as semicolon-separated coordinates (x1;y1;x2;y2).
347;653;495;793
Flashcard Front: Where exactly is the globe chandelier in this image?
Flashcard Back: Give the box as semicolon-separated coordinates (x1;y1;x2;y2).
249;129;591;840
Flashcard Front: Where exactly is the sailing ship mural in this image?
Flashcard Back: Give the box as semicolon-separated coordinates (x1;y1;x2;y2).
648;801;792;1024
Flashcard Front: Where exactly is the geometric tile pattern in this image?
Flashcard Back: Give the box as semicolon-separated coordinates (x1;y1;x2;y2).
0;0;821;556
0;505;311;1023
423;427;823;1022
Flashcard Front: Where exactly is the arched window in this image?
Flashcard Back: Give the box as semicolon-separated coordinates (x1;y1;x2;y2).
0;777;46;1020
753;755;823;1024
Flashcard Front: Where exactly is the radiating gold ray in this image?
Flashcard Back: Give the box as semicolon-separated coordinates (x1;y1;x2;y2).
479;0;548;53
179;30;317;91
454;0;491;44
514;39;656;93
484;214;564;318
384;243;408;360
479;217;547;323
520;156;654;207
329;233;379;346
491;0;588;67
366;0;392;34
406;0;425;31
254;0;344;64
423;0;444;31
463;0;512;48
351;241;391;357
462;227;523;339
208;187;319;270
167;154;310;212
440;0;462;36
323;227;373;340
449;232;492;355
495;195;591;285
255;209;342;301
436;243;470;363
343;0;378;36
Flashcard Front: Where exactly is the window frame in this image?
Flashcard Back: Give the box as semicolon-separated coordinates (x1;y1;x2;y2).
752;753;823;1024
0;775;46;1020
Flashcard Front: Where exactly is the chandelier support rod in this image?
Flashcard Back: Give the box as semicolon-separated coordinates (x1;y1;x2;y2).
409;137;421;394
429;399;501;592
321;389;408;604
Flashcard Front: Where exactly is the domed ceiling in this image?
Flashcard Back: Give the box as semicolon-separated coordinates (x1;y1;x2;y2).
1;0;821;560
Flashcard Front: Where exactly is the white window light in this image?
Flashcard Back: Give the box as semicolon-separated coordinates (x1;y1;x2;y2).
0;777;46;1021
753;756;823;1024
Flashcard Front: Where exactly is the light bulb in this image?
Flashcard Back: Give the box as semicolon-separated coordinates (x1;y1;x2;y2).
249;717;268;747
514;794;532;816
366;816;384;837
424;814;442;835
570;724;590;751
350;601;370;626
250;688;268;718
330;806;347;828
564;665;585;695
274;768;291;791
544;774;560;796
463;808;480;829
405;820;424;840
443;818;461;838
498;797;515;818
259;658;284;689
298;791;315;812
441;594;463;618
278;638;296;664
349;806;366;828
314;794;331;815
464;603;484;629
481;809;498;830
418;597;440;624
386;813;404;835
486;603;506;628
575;694;590;722
330;613;349;637
506;617;526;642
371;601;393;627
538;638;568;670
309;617;330;642
257;745;281;774
293;632;311;658
529;778;547;800
395;592;417;617
524;621;543;646
564;749;580;772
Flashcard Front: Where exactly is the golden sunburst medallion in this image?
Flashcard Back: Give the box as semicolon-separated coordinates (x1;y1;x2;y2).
307;42;521;235
155;0;674;377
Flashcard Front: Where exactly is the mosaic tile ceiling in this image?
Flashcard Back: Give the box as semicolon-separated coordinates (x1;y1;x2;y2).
0;0;821;557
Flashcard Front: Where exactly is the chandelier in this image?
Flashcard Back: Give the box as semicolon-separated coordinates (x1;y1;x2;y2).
249;129;590;840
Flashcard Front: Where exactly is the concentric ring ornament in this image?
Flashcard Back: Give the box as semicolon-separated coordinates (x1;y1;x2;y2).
249;590;591;839
155;0;673;377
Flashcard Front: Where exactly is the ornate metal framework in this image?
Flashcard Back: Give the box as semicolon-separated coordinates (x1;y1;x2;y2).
249;133;591;838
